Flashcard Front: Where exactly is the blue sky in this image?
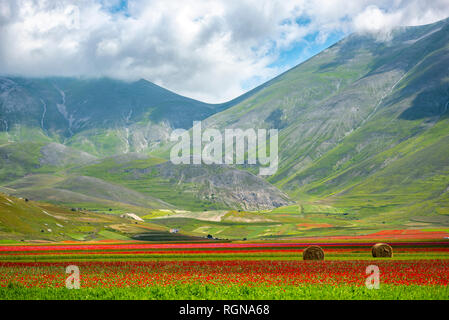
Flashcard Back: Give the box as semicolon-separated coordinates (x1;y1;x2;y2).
267;19;346;68
1;0;449;102
101;0;129;14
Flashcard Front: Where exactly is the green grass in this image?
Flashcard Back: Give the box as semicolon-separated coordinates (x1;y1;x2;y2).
97;230;132;241
0;192;194;242
0;284;447;300
67;129;126;157
0;254;447;263
0;142;57;183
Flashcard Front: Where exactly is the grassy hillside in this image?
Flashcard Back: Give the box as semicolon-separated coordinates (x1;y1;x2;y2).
0;192;197;242
0;142;57;183
0;141;98;183
199;18;449;222
75;156;291;211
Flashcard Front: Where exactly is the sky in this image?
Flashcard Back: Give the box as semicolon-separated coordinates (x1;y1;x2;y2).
1;0;449;103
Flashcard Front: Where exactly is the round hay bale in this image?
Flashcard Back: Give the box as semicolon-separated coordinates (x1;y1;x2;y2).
372;243;393;258
303;245;325;261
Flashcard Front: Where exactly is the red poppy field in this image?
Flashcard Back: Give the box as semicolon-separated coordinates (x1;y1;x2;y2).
0;239;448;299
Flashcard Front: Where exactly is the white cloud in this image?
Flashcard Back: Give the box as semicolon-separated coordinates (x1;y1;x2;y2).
353;5;402;33
0;0;448;103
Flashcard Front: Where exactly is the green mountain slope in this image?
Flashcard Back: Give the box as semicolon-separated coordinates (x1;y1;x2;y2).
201;18;449;219
0;141;99;183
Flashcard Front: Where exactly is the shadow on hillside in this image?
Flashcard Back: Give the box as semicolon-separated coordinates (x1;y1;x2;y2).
399;90;449;120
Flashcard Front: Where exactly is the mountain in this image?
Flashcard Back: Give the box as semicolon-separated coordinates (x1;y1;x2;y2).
202;18;449;219
0;69;288;212
0;77;234;156
1;18;449;234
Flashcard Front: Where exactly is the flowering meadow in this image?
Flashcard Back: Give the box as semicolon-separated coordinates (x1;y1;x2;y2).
0;240;448;299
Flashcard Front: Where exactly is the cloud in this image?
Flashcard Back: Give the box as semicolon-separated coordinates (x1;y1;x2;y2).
0;0;448;103
354;5;401;32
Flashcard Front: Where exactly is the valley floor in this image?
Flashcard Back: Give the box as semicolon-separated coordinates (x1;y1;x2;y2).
0;238;448;300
